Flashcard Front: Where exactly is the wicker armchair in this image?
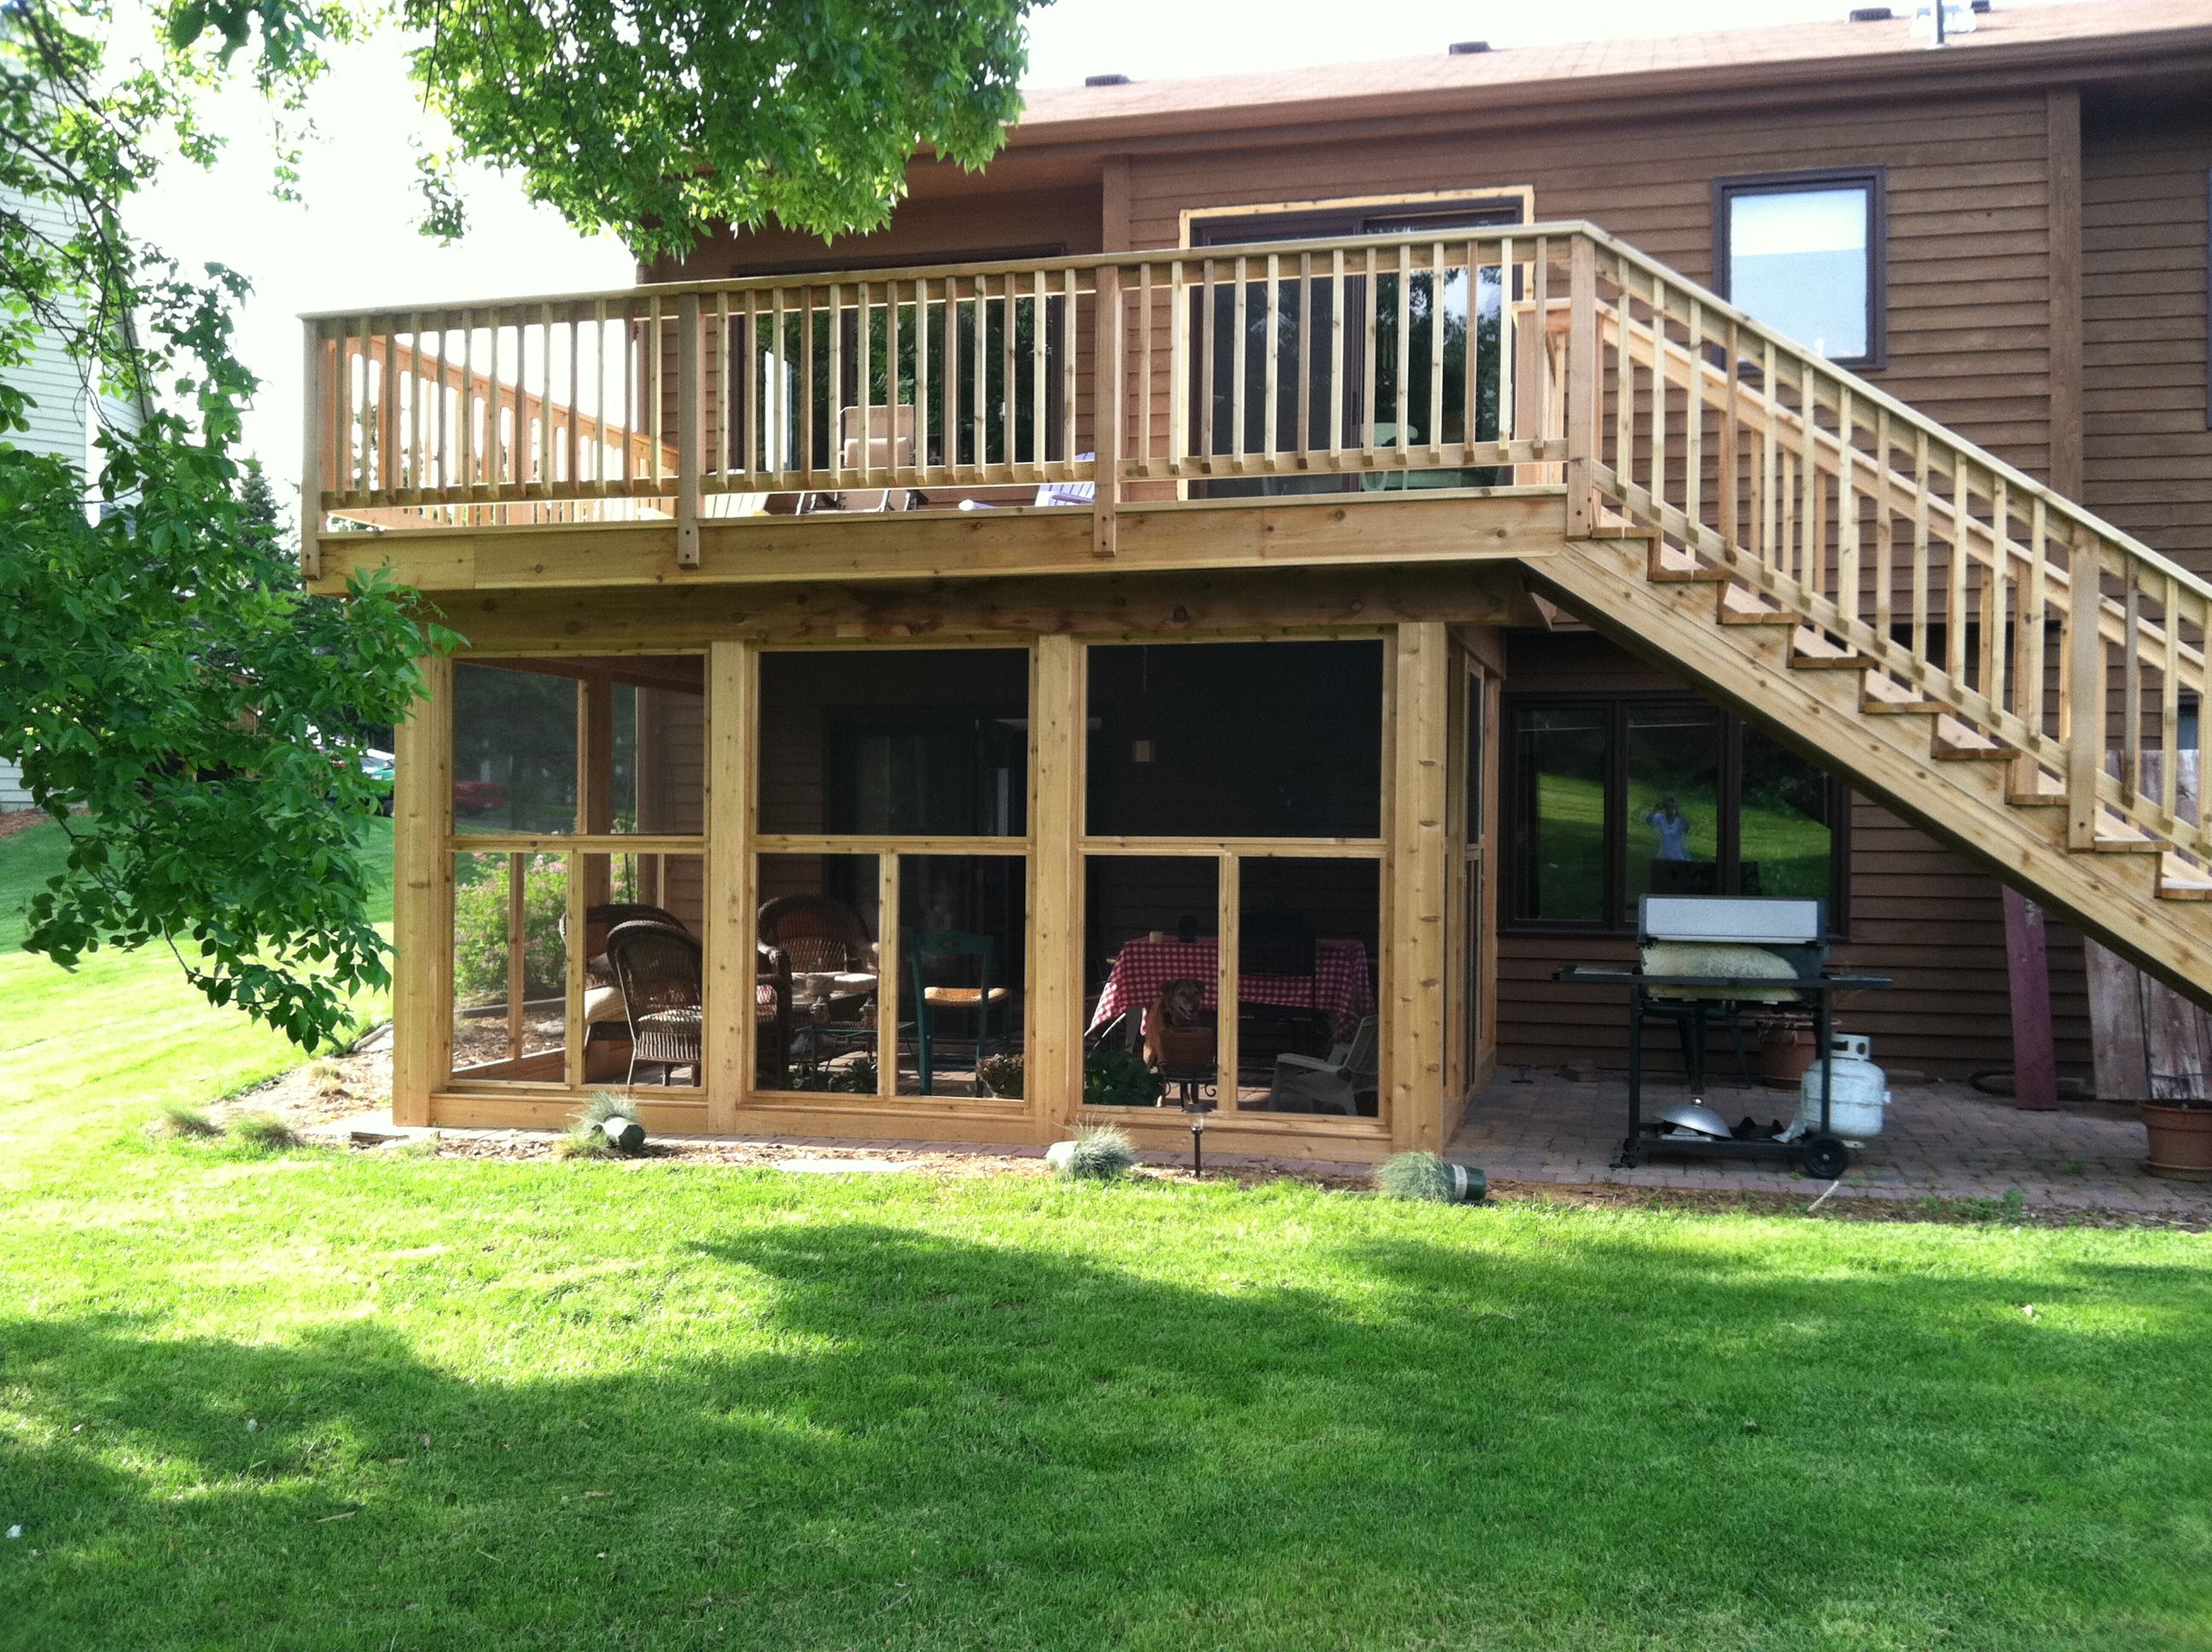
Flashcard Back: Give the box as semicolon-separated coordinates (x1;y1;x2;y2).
757;893;877;974
571;903;688;986
605;920;703;1085
756;941;793;1089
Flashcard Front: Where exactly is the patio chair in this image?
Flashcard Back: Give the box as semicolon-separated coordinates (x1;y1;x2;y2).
756;940;793;1089
1237;910;1324;1062
758;893;876;974
909;929;1014;1096
1259;1015;1379;1115
605;920;704;1086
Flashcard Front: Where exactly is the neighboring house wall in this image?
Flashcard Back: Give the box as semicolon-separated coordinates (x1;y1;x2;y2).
0;764;28;811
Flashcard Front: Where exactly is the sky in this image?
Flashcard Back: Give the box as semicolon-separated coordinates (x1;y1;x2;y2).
118;0;2014;490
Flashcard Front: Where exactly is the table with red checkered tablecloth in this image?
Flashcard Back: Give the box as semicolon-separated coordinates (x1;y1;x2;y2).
1086;935;1375;1034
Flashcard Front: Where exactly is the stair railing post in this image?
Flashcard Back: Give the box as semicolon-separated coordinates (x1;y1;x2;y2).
1091;262;1121;559
676;292;702;569
1564;236;1598;539
2067;525;2104;848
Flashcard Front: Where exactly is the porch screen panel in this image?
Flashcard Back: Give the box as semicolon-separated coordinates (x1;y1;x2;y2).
450;851;571;1082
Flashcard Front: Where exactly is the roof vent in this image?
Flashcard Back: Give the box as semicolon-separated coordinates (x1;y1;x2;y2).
1848;6;1892;19
1085;73;1132;86
1448;39;1492;54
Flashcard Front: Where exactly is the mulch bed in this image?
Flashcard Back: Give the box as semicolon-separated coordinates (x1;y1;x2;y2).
219;1048;2203;1228
0;809;52;843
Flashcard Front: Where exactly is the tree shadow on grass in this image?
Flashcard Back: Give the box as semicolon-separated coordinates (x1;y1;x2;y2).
3;1220;2209;1651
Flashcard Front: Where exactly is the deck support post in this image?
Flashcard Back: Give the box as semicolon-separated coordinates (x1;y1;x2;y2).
1388;621;1451;1153
1563;236;1599;539
676;293;703;569
1091;265;1121;559
1030;634;1086;1136
391;651;453;1128
703;639;755;1131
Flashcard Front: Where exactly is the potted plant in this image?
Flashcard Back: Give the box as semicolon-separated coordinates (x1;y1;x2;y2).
976;1053;1024;1099
2140;1093;2212;1181
1083;1046;1165;1108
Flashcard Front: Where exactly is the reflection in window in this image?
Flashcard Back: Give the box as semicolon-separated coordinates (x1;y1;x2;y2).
1511;706;1609;923
1507;698;1842;929
1721;177;1877;363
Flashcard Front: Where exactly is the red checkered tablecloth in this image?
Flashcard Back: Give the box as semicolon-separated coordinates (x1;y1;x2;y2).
1086;936;1375;1033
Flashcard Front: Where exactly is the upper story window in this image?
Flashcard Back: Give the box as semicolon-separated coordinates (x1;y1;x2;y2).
1714;168;1885;369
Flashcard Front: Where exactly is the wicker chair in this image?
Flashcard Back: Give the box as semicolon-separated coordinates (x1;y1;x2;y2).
756;941;793;1089
757;893;876;974
572;903;688;986
606;920;704;1086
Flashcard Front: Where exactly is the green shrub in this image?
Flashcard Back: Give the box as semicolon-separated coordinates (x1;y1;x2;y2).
1083;1046;1163;1108
451;855;568;1003
230;1113;303;1154
568;1091;643;1156
1051;1125;1135;1182
976;1053;1024;1098
830;1056;878;1095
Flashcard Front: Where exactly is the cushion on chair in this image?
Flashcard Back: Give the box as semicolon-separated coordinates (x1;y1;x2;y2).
922;986;1012;1006
584;985;628;1025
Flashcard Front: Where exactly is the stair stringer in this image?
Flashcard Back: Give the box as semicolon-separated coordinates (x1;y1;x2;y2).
1528;534;2212;1011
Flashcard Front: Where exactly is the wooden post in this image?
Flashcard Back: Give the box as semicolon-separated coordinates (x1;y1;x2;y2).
2002;888;2059;1110
390;651;453;1127
1029;635;1085;1135
1091;265;1121;559
702;639;754;1131
2067;528;2103;848
1564;237;1598;538
1388;621;1451;1152
676;293;702;568
579;673;614;909
299;322;323;582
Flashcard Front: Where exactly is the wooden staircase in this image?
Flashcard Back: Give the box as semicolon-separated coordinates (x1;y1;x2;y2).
1535;229;2212;1005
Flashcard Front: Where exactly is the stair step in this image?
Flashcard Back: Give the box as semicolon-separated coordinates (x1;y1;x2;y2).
2091;828;2165;854
2007;771;2069;806
1790;629;1874;671
1930;717;2013;762
1649;544;1726;584
1860;674;1945;716
1715;586;1796;626
2159;854;2212;899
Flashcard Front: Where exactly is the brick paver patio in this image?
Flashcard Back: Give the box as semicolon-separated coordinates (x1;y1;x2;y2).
1452;1066;2212;1218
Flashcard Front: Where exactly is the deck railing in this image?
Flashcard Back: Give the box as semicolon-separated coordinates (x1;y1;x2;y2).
305;223;2209;866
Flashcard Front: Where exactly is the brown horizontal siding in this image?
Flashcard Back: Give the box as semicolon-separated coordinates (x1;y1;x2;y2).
1492;631;2089;1081
2081;101;2212;578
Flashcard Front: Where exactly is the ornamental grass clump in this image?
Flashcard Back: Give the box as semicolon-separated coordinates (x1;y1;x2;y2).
1376;1151;1485;1204
147;1102;219;1141
560;1092;643;1159
1049;1125;1136;1183
229;1112;302;1154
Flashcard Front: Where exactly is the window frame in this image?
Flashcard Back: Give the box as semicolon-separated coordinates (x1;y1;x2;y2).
1501;690;1851;939
1713;166;1888;372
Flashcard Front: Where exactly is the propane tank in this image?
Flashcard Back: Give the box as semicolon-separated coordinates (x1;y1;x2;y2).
1796;1032;1889;1139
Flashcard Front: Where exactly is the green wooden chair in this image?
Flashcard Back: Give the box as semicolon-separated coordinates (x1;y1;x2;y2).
909;930;1013;1096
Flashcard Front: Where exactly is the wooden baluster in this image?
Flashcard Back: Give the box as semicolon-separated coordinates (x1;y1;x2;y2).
889;278;905;481
1758;340;1777;567
1496;236;1515;451
2123;567;2144;805
1000;274;1016;475
1873;410;1894;647
406;312;426;503
1685;298;1703;536
1330;248;1346;456
1092;263;1121;560
1459;240;1478;458
1138;263;1155;470
1427;240;1445;466
650;298;668;493
944;276;962;480
1362;245;1379;468
1061;266;1078;474
1781;449;1796;583
1393;242;1412;464
676;293;701;567
2163;569;2181;818
972;275;989;475
799;286;816;486
377;323;399;498
1837;388;1856;625
909;279;927;486
1295;251;1313;459
1264;252;1280;462
537;306;555;496
1231;255;1248;467
1797;359;1818;599
486;312;504;496
1031;267;1049;476
1530;237;1550;462
1648;282;1666;510
1170;259;1189;470
1614;266;1633;488
457;312;475;497
1947;456;1970;683
1720;320;1740;554
741;291;760;485
1984;478;2009;716
1200;259;1217;467
2067;530;2104;848
828;280;846;486
432;317;451;497
2023;497;2048;745
1911;430;1930;662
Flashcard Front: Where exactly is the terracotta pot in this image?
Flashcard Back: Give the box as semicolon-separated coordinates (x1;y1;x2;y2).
1756;1018;1821;1092
2139;1102;2212;1181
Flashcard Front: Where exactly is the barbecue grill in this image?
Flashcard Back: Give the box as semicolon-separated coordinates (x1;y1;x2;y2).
1557;895;1891;1178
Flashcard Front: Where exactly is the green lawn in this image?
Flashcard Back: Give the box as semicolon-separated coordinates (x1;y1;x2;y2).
2;823;2210;1649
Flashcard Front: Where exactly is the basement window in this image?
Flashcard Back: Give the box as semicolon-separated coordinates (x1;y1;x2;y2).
1714;169;1885;369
